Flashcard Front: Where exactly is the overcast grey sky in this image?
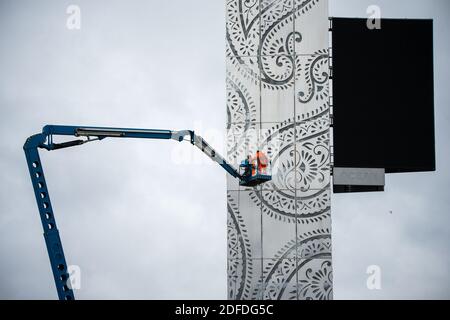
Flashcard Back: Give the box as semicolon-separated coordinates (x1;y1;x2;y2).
0;0;449;299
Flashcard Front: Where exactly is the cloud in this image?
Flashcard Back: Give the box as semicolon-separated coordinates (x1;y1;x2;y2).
0;0;449;299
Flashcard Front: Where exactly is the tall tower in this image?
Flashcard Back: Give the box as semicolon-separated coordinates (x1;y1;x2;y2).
226;0;332;300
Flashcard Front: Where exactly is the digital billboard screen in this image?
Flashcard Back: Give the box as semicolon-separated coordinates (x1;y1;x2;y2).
332;18;435;173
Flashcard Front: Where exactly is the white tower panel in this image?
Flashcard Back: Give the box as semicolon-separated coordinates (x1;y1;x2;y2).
226;0;332;300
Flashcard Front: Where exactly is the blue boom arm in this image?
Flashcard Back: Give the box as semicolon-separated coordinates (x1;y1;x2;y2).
24;124;261;300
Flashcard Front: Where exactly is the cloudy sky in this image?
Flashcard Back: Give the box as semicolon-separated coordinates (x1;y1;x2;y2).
0;0;449;299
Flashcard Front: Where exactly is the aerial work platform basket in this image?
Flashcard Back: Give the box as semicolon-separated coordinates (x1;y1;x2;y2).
239;150;272;187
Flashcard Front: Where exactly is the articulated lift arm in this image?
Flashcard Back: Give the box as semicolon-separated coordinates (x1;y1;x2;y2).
24;125;271;300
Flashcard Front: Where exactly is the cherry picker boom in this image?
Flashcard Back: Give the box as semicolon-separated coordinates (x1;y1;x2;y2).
24;125;271;300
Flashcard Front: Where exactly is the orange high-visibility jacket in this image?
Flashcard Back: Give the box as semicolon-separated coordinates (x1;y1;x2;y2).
251;151;268;175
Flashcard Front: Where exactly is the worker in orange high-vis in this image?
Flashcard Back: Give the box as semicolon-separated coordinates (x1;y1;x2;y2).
250;150;269;176
256;150;269;175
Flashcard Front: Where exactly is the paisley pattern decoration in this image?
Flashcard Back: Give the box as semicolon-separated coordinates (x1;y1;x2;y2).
226;0;332;300
226;74;259;164
297;51;329;104
226;75;258;128
261;229;332;300
227;194;260;300
298;259;333;300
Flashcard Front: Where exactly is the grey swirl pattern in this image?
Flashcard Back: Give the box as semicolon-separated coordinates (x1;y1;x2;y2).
226;0;332;300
